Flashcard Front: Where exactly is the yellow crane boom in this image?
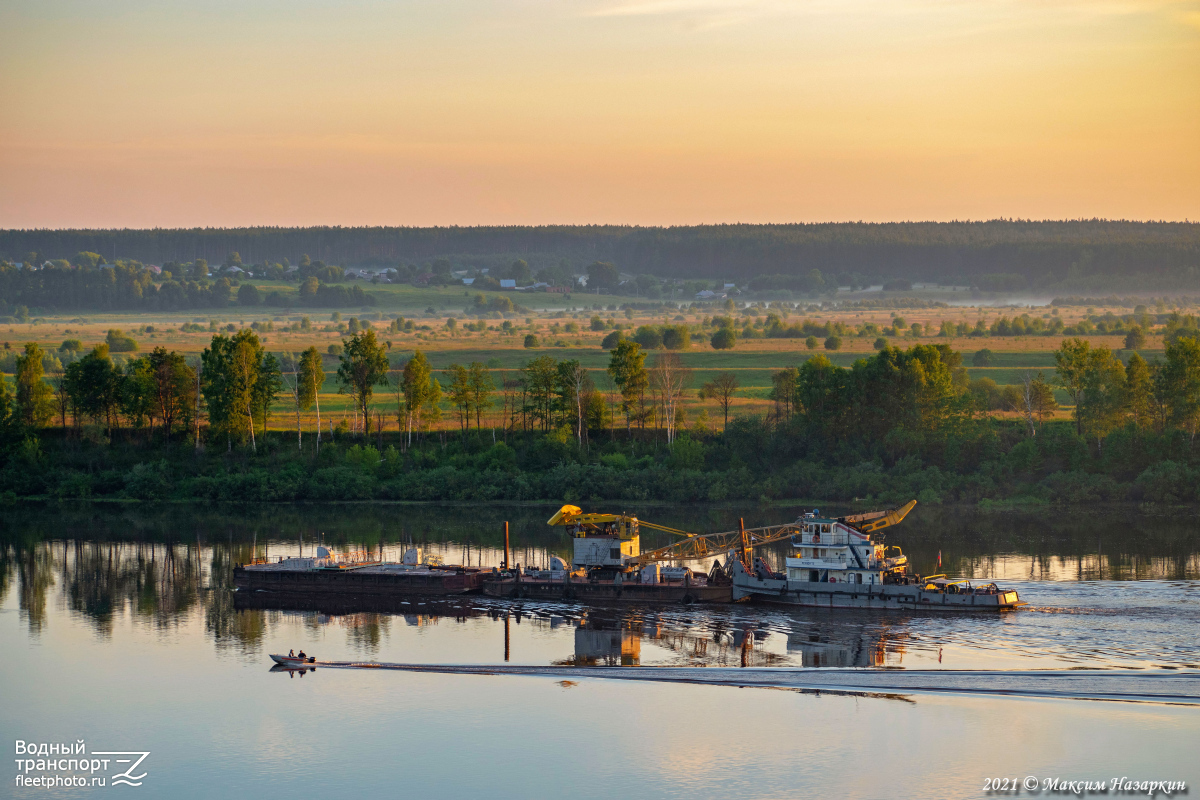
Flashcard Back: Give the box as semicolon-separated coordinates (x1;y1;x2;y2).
547;505;697;538
629;520;804;566
547;501;917;567
843;500;917;533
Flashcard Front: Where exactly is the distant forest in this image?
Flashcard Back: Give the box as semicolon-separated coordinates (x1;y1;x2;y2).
2;220;1198;292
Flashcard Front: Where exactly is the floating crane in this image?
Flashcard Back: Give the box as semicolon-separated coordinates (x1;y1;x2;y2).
842;500;919;534
547;501;918;570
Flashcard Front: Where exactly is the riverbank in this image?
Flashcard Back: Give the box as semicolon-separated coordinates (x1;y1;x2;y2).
5;421;1200;508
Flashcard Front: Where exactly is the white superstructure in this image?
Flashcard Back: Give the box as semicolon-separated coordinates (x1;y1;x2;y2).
785;511;892;585
732;508;1020;611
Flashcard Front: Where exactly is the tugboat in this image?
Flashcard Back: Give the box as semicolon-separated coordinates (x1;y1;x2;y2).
731;503;1023;611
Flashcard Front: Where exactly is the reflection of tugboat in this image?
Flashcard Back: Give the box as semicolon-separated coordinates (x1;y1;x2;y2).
786;631;891;667
732;504;1023;611
572;628;642;666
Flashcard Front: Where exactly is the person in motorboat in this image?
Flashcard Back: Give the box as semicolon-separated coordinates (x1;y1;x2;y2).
288;649;295;658
297;650;306;660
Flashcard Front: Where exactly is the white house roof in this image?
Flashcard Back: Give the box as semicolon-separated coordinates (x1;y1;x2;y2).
499;279;516;288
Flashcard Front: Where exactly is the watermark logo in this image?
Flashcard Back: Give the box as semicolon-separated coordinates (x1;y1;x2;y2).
90;751;150;787
14;740;149;789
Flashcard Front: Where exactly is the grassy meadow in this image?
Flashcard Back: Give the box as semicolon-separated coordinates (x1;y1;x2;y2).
3;287;1168;433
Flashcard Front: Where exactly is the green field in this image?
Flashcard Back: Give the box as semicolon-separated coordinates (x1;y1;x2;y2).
7;293;1160;430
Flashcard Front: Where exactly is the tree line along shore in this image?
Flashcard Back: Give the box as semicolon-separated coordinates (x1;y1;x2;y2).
2;315;1200;506
3;220;1198;296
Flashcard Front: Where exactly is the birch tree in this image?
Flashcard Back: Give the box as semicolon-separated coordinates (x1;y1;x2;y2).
650;351;690;446
468;362;494;430
401;350;434;446
297;346;324;451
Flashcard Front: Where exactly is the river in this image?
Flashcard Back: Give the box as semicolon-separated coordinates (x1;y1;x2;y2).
3;502;1197;798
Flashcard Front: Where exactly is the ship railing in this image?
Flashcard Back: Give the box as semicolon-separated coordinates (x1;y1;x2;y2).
789;556;849;566
792;533;851;546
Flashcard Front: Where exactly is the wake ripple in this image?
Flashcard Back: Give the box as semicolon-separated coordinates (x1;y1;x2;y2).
285;662;1200;704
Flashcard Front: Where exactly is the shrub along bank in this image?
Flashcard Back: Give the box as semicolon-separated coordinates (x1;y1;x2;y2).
5;418;1200;506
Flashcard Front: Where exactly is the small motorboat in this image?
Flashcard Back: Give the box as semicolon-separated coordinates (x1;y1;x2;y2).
270;653;316;667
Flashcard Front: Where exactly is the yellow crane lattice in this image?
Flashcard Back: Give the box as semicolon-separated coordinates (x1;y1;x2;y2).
547;501;917;567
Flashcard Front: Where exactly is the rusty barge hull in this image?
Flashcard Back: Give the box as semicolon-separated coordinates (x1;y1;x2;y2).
482;578;731;604
233;567;487;597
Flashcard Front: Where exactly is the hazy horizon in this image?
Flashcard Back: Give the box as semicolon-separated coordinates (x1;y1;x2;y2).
3;218;1200;233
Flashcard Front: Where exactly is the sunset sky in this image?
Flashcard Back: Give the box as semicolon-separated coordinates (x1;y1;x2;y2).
1;0;1197;227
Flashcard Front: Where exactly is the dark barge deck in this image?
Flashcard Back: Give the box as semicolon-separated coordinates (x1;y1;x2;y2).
481;576;731;604
233;565;489;596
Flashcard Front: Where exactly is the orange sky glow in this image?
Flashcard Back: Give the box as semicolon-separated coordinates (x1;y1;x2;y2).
1;0;1198;227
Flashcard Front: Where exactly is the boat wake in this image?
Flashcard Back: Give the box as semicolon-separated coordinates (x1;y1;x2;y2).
279;661;1200;704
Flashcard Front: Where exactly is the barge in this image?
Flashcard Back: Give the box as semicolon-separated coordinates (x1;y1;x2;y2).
235;502;1020;612
730;507;1022;611
481;506;732;604
482;558;731;604
235;547;488;597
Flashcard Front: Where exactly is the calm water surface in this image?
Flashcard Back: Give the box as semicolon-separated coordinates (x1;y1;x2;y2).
3;502;1198;798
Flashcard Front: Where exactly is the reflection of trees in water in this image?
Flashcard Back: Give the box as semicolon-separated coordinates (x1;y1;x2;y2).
0;542;14;615
59;539;204;636
1;533;269;651
332;613;391;654
205;587;266;654
205;539;266;653
5;537;223;639
18;544;54;634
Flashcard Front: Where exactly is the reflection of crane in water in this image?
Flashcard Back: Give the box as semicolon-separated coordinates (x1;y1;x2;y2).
675;625;790;668
548;613;789;668
785;618;911;667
